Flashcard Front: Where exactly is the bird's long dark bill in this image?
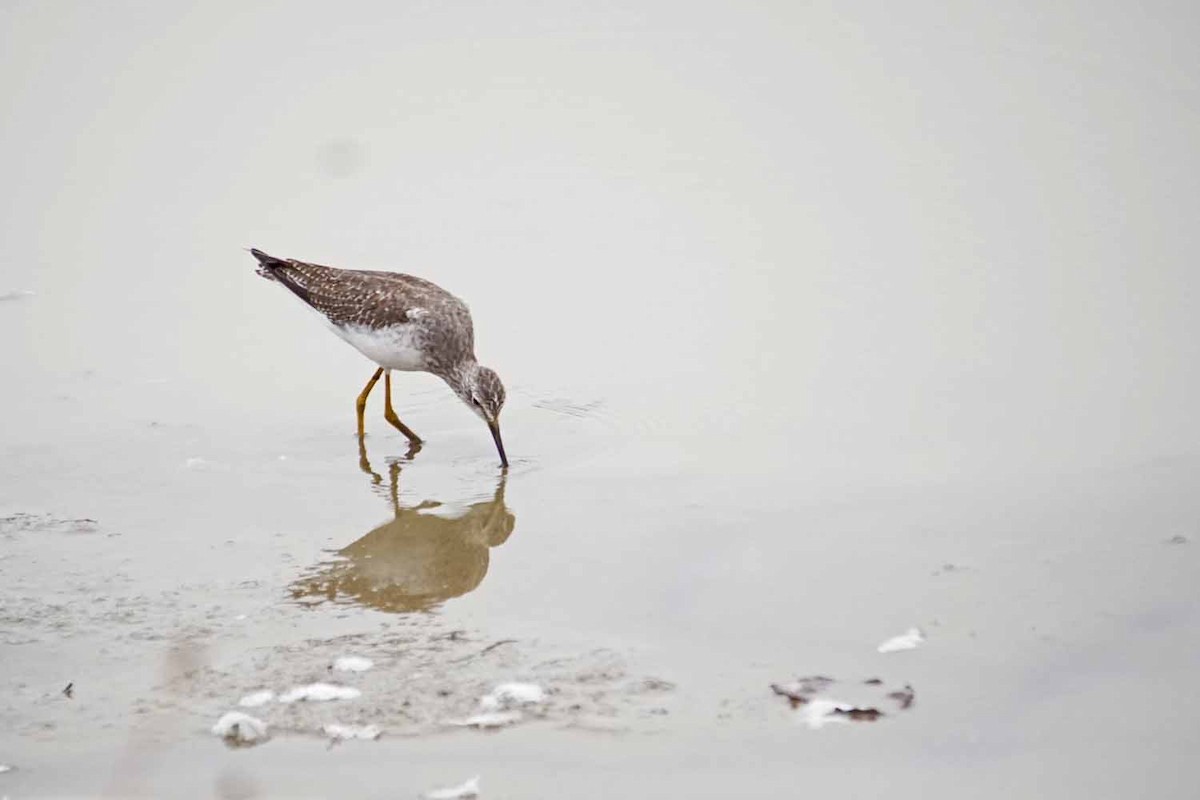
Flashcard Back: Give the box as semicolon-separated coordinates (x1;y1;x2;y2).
488;421;509;468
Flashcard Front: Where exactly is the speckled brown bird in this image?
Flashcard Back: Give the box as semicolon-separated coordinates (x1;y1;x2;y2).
250;248;508;466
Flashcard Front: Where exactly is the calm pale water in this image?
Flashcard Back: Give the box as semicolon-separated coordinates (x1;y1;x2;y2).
2;2;1199;797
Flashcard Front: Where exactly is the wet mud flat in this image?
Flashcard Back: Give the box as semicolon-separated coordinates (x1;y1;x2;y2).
2;422;1199;798
0;508;677;798
1;282;1197;796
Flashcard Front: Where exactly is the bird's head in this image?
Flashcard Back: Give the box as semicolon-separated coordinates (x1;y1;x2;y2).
456;364;508;467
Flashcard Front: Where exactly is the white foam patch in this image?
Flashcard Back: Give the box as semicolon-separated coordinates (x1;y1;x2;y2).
800;699;854;730
333;655;374;672
323;723;382;741
479;682;545;710
877;628;925;653
278;683;361;703
238;690;275;708
424;776;480;799
212;711;269;744
449;711;522;729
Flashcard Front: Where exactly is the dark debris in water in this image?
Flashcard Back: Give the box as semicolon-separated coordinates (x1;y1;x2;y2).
833;707;882;722
770;675;916;727
769;675;835;707
887;684;916;709
0;513;100;536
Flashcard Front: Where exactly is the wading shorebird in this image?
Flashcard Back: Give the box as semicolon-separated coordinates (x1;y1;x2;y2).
250;248;508;466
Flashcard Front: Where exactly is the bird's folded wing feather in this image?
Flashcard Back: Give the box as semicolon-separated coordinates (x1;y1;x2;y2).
272;261;420;329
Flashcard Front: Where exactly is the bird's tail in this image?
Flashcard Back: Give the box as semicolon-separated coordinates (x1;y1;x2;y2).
249;247;316;305
249;248;288;281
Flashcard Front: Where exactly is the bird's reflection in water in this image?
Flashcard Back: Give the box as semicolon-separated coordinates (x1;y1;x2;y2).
289;438;514;613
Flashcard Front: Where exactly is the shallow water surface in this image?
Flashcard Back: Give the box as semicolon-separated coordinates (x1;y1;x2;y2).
3;2;1200;798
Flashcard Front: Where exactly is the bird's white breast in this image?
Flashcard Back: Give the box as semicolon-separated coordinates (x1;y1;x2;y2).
332;322;426;371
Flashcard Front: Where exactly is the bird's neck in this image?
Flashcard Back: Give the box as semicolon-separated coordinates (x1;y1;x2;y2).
440;359;479;398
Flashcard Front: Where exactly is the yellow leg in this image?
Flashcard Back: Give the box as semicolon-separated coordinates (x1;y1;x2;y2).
356;368;384;438
384;371;422;444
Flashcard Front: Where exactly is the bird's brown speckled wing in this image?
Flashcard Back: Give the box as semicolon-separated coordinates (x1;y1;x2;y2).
268;259;451;330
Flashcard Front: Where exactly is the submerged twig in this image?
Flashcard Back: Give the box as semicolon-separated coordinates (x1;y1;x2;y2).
478;639;517;656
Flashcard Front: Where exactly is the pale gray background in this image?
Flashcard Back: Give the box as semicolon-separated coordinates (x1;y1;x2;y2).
3;0;1197;478
2;2;1198;797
